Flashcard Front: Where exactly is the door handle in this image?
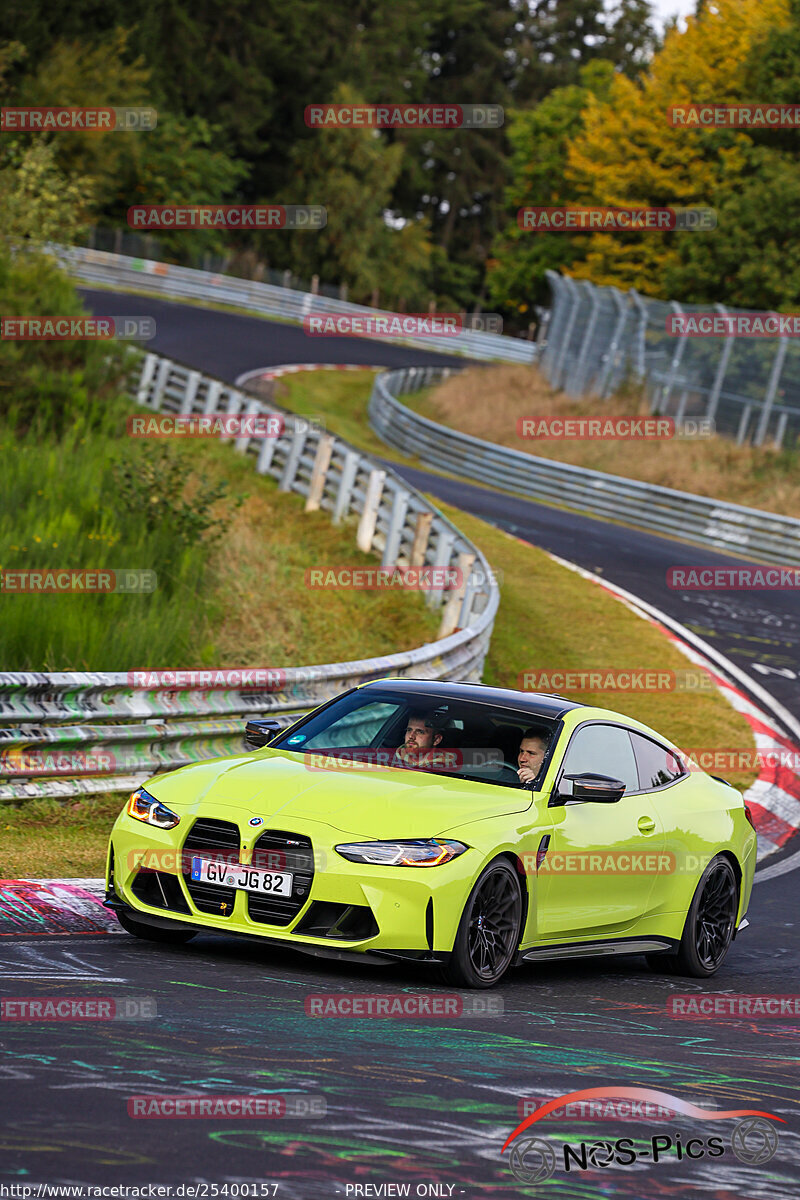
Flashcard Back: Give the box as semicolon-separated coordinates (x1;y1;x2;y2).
638;815;657;835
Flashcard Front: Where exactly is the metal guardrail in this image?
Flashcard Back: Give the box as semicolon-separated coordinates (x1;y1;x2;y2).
369;366;800;565
541;270;800;448
0;353;499;801
55;244;538;365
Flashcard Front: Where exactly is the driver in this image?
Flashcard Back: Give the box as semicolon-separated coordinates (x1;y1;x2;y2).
517;729;549;788
394;710;447;769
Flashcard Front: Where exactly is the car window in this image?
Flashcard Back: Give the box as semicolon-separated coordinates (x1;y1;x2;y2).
630;733;686;790
560;723;639;793
302;702;397;749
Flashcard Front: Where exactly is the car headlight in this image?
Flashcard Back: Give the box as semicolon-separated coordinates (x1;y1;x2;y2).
126;787;181;830
334;839;467;866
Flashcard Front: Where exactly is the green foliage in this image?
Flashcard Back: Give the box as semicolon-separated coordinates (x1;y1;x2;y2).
487;60;616;318
111;444;244;548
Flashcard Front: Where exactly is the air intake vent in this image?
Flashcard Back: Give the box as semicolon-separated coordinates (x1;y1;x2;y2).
247;830;314;926
182;818;240;916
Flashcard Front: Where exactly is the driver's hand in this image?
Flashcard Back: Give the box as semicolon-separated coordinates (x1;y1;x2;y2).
517;765;538;784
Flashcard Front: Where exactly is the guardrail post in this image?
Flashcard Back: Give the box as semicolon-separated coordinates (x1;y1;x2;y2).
426;529;455;608
150;357;172;410
357;469;386;552
552;276;582;391
596;288;628;399
180;370;202;416
381;488;410;567
774;410;789;449
660;301;687;410
305;435;335;512
410;512;433;566
279;423;308;491
438;552;475;638
333;450;360;523
234;399;262;453
136;353;159;405
219;390;244;443
203;379;222;415
566;281;601;396
754;337;789;446
629;290;649;382
256;431;279;476
705;304;734;425
736;404;752;445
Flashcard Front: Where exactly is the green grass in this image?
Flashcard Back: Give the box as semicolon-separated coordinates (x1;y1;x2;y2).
0;393;441;670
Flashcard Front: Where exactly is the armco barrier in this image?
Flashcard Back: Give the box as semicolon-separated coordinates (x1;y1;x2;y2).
54;244;537;364
368;367;800;566
0;354;499;801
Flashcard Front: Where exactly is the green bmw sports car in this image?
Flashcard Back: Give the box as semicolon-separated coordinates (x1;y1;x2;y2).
105;679;756;988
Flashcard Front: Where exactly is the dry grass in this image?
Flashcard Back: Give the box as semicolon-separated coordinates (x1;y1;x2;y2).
406;364;800;517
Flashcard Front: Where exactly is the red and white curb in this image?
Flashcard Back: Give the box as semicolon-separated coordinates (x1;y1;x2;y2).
0;878;121;937
235;362;382;388
546;551;800;866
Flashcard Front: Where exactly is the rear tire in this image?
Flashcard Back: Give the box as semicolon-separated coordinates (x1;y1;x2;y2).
116;908;197;945
647;855;738;978
441;859;523;989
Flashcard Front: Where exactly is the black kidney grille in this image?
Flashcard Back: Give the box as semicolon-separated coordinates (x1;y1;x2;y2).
247;830;314;926
182;818;240;916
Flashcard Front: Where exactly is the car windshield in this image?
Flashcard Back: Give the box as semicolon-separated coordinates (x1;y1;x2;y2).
270;687;560;790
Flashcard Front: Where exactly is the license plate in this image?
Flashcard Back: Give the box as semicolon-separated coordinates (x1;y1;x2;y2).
191;856;293;896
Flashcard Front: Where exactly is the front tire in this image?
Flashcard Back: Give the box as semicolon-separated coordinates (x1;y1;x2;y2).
116;908;197;945
442;859;523;989
647;855;738;977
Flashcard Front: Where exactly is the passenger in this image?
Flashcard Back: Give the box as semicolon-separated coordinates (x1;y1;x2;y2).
517;729;549;788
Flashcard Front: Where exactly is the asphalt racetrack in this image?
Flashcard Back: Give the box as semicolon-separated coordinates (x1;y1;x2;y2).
1;290;796;1199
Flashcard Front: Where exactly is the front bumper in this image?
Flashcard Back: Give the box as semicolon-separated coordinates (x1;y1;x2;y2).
107;804;477;958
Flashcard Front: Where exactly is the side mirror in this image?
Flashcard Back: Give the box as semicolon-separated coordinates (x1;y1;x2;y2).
244;719;281;751
552;772;627;805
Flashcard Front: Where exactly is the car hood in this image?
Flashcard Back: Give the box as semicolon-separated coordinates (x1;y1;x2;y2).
146;749;533;839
